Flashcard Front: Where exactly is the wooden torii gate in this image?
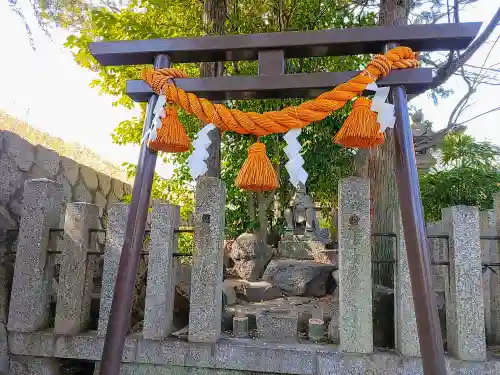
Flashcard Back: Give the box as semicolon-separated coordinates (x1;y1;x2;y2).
89;22;481;375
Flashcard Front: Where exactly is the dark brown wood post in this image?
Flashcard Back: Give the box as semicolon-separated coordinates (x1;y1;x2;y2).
388;42;447;374
99;54;170;375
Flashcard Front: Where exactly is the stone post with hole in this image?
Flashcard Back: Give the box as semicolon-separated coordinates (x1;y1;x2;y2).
442;206;486;361
7;179;64;333
188;177;226;343
338;177;372;353
143;202;180;340
98;203;130;337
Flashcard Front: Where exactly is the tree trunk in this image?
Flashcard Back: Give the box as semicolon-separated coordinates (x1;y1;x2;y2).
356;0;408;287
200;0;226;177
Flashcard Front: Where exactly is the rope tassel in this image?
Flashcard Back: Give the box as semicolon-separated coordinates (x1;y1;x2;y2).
236;142;279;192
148;106;190;153
333;97;384;148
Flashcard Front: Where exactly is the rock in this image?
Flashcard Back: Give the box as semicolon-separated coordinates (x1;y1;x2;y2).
276;240;329;263
35;146;60;176
73;182;92;203
3;131;34;171
222;280;237;306
28;164;52;179
60;157;79;185
225;279;282;302
97;172;111;195
229;233;273;281
112;178;124;198
0;155;21;205
80;166;99;191
262;259;337;296
107;191;120;206
175;263;191;298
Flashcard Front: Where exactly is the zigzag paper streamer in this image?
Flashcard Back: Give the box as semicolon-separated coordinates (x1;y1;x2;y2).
142;94;167;144
366;82;395;132
187;124;216;180
283;129;308;187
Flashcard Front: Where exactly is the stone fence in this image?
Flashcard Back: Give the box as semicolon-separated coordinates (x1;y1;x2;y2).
3;177;500;374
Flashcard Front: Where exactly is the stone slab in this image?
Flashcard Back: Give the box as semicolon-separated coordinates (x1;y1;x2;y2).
188;177;226;343
7;332;500;375
98;203;130;336
55;203;99;334
338;177;372;353
442;206;486;361
7;179;64;332
256;310;298;340
143;203;180;340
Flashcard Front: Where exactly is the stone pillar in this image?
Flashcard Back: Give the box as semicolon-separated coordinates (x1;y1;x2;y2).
338;177;372;353
188;177;226;343
480;209;496;343
492;193;500;344
98;203;129;337
143;202;180;340
8;179;64;332
10;356;60;375
54;203;99;334
395;211;420;357
442;206;486;361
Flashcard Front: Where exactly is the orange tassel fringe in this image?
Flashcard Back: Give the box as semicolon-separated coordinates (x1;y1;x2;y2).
333;97;384;148
148;106;190;153
236;142;279;192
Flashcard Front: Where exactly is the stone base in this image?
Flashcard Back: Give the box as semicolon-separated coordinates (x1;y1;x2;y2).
277;240;328;262
256;310;298;340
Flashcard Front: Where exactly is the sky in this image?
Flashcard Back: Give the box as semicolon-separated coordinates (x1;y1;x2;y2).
0;0;499;179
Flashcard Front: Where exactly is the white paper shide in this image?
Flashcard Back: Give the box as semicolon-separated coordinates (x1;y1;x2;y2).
188;123;216;180
366;82;395;132
284;128;308;187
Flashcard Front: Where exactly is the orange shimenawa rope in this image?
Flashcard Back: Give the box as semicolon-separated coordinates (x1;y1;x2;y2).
141;46;419;137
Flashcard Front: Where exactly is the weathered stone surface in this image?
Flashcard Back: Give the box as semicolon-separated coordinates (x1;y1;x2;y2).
222;280;238;306
80;165;99;191
0;206;16;228
277;240;329;263
97;172;111;195
262;259;336;297
8;179;64;332
442;206;486;361
56;174;72;203
0;154;20;204
73;181;92;203
95;191;107;211
60;157;79;185
256;310;298;340
107;191;120;206
28;164;52;179
55;203;99;334
229;233;273;281
188;177;226;343
35;146;60;176
112;178;124;198
98;204;129;336
338;177;372;353
225;279;282;302
144;203;180;340
10;356;60;375
3;132;35;171
493;193;500;344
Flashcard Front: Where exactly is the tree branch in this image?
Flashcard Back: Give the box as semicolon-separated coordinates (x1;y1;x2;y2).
455;106;500;126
